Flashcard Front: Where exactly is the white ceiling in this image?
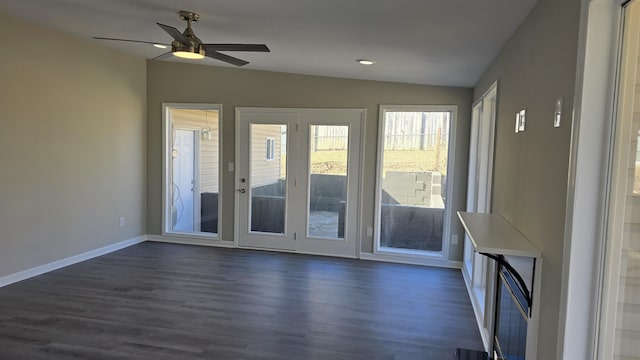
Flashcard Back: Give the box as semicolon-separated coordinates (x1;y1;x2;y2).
0;0;537;87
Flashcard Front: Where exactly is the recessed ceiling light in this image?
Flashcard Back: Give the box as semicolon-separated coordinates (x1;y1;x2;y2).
356;59;375;65
153;44;168;49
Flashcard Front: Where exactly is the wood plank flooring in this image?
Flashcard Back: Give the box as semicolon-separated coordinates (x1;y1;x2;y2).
0;242;483;359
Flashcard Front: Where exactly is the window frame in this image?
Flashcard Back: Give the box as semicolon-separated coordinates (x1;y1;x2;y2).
266;137;275;161
161;102;223;241
373;104;458;259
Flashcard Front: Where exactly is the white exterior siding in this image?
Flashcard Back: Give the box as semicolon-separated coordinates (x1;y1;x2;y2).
170;109;219;193
250;124;284;189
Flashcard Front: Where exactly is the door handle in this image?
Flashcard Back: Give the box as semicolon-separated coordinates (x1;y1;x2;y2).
238;189;246;193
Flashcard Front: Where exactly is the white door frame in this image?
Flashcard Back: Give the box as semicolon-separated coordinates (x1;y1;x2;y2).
558;0;625;358
597;2;640;357
235;109;299;251
234;107;364;258
297;109;364;257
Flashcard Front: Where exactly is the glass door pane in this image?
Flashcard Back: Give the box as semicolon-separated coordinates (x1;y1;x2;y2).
377;110;451;252
165;106;220;237
307;125;349;239
250;124;288;234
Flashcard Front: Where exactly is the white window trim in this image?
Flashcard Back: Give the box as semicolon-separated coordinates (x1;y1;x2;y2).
462;81;498;352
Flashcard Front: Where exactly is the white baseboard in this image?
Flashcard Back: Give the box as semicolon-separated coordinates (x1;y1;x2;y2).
146;234;235;248
0;235;145;288
359;252;463;269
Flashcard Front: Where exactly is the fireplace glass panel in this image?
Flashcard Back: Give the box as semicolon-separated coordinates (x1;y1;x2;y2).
494;268;527;360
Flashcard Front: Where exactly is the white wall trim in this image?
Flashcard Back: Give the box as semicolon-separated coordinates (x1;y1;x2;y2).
146;234;236;248
0;236;145;288
356;110;367;259
359;252;462;269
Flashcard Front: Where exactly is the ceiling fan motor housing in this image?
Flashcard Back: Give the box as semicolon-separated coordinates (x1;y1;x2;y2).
172;31;204;55
172;42;205;56
173;11;204;56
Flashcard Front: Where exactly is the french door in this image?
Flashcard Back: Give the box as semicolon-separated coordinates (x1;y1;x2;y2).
235;108;363;258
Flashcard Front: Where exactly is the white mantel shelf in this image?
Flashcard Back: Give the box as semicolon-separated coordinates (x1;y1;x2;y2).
457;211;542;258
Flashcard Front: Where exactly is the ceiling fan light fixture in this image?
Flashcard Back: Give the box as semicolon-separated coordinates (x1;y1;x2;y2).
172;42;205;60
173;50;205;59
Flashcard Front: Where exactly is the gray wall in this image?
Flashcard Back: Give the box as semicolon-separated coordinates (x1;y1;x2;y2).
473;0;581;357
0;11;147;278
147;62;472;260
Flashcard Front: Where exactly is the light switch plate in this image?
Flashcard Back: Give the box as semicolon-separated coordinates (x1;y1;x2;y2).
554;97;563;128
515;109;526;133
518;109;526;132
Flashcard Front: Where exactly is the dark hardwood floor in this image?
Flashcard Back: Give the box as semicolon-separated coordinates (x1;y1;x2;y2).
0;242;483;359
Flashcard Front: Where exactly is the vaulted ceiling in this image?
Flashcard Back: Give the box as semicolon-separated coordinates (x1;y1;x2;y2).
0;0;537;87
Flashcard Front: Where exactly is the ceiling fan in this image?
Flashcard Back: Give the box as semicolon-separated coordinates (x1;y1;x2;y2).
94;11;270;66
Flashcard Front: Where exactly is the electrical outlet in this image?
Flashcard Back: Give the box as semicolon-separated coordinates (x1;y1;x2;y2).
451;234;458;245
119;217;125;227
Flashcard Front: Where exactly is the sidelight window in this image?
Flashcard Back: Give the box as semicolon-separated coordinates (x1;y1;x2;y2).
374;105;457;257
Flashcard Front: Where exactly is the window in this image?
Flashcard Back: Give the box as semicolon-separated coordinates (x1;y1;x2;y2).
374;105;457;257
162;103;222;238
266;138;275;161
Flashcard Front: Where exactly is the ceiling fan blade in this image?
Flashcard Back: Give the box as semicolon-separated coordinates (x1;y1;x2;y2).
157;23;191;46
203;44;270;52
93;37;169;46
205;50;249;66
